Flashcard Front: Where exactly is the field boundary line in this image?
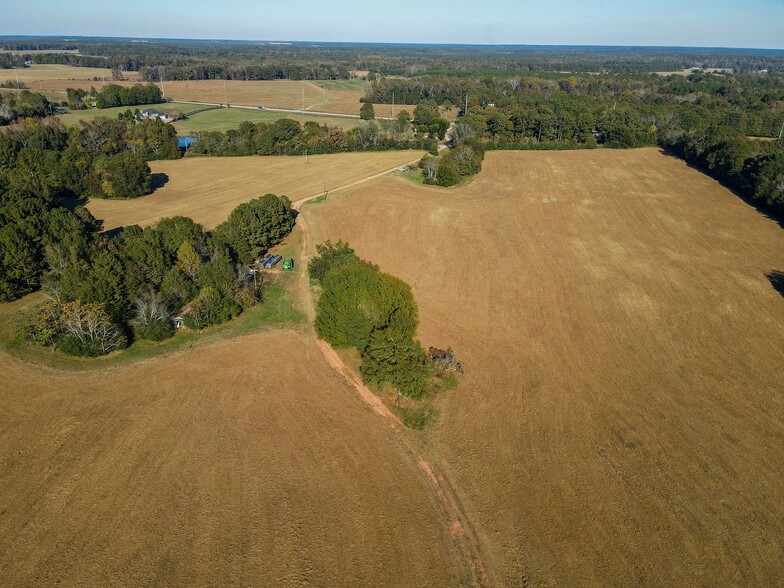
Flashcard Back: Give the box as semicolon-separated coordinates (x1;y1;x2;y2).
291;156;423;210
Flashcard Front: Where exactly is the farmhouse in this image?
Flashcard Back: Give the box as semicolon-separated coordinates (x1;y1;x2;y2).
137;108;174;123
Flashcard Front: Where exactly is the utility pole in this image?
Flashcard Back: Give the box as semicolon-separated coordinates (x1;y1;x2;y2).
464;94;468;116
224;79;228;107
392;92;395;118
779;121;784;140
15;68;20;90
301;87;305;112
159;73;165;99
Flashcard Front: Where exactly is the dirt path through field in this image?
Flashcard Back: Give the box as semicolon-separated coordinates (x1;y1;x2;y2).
293;194;490;587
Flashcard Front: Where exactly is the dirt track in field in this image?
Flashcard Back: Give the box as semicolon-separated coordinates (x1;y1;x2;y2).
304;148;784;586
0;329;459;587
86;151;424;230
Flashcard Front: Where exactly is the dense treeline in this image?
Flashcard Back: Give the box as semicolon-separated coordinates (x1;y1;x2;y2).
310;241;432;398
3;39;783;76
0;117;181;303
95;83;163;108
138;63;350;82
19;193;294;355
365;73;784;138
362;71;784;211
187;116;437;157
0;90;51;125
665;135;784;215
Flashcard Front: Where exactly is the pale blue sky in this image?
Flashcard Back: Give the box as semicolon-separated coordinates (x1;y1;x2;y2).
3;0;783;49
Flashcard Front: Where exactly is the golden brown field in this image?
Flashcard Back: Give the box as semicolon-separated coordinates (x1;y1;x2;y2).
0;329;458;586
303;148;784;586
0;64;140;87
4;146;783;586
19;75;411;117
86;150;424;230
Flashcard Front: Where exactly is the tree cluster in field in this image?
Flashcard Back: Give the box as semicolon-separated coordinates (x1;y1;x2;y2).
310;241;432;398
0;118;182;304
0;90;52;125
187;115;438;157
95;83;163;109
419;144;484;187
15;192;294;357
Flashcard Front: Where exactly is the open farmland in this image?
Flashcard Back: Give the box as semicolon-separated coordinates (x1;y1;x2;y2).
30;77;412;117
0;64;139;87
303;148;784;586
86;150;424;230
0;329;457;586
171;107;360;133
54;103;360;132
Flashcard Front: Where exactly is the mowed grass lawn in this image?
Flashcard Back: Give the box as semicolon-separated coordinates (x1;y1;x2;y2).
56;103;187;126
55;104;359;132
172;107;360;133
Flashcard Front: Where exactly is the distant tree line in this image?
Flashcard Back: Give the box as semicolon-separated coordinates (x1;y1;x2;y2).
138;63;350;82
3;40;783;76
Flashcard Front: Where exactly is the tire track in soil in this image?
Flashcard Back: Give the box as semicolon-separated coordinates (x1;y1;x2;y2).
293;186;491;587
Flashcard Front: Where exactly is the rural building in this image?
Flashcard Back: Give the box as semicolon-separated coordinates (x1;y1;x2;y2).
137;108;174;123
173;306;191;329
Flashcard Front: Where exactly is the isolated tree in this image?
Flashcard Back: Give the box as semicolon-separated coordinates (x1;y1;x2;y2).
420;155;439;183
156;216;205;256
58;300;126;356
160;266;197;309
214;193;294;264
360;327;431;398
360;102;376;120
132;291;173;341
176;241;202;280
95;151;151;199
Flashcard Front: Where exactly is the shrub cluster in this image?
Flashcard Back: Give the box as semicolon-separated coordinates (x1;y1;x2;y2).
310;241;431;398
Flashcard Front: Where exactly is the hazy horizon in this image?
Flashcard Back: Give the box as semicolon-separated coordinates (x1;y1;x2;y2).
2;0;783;50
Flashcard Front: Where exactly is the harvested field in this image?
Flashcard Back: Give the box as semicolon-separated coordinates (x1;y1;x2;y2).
303;148;784;586
31;77;411;117
0;64;139;87
0;329;457;586
86;150;424;230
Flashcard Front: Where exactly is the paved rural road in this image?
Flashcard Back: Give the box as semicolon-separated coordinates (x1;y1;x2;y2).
292;171;490;587
171;100;397;121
